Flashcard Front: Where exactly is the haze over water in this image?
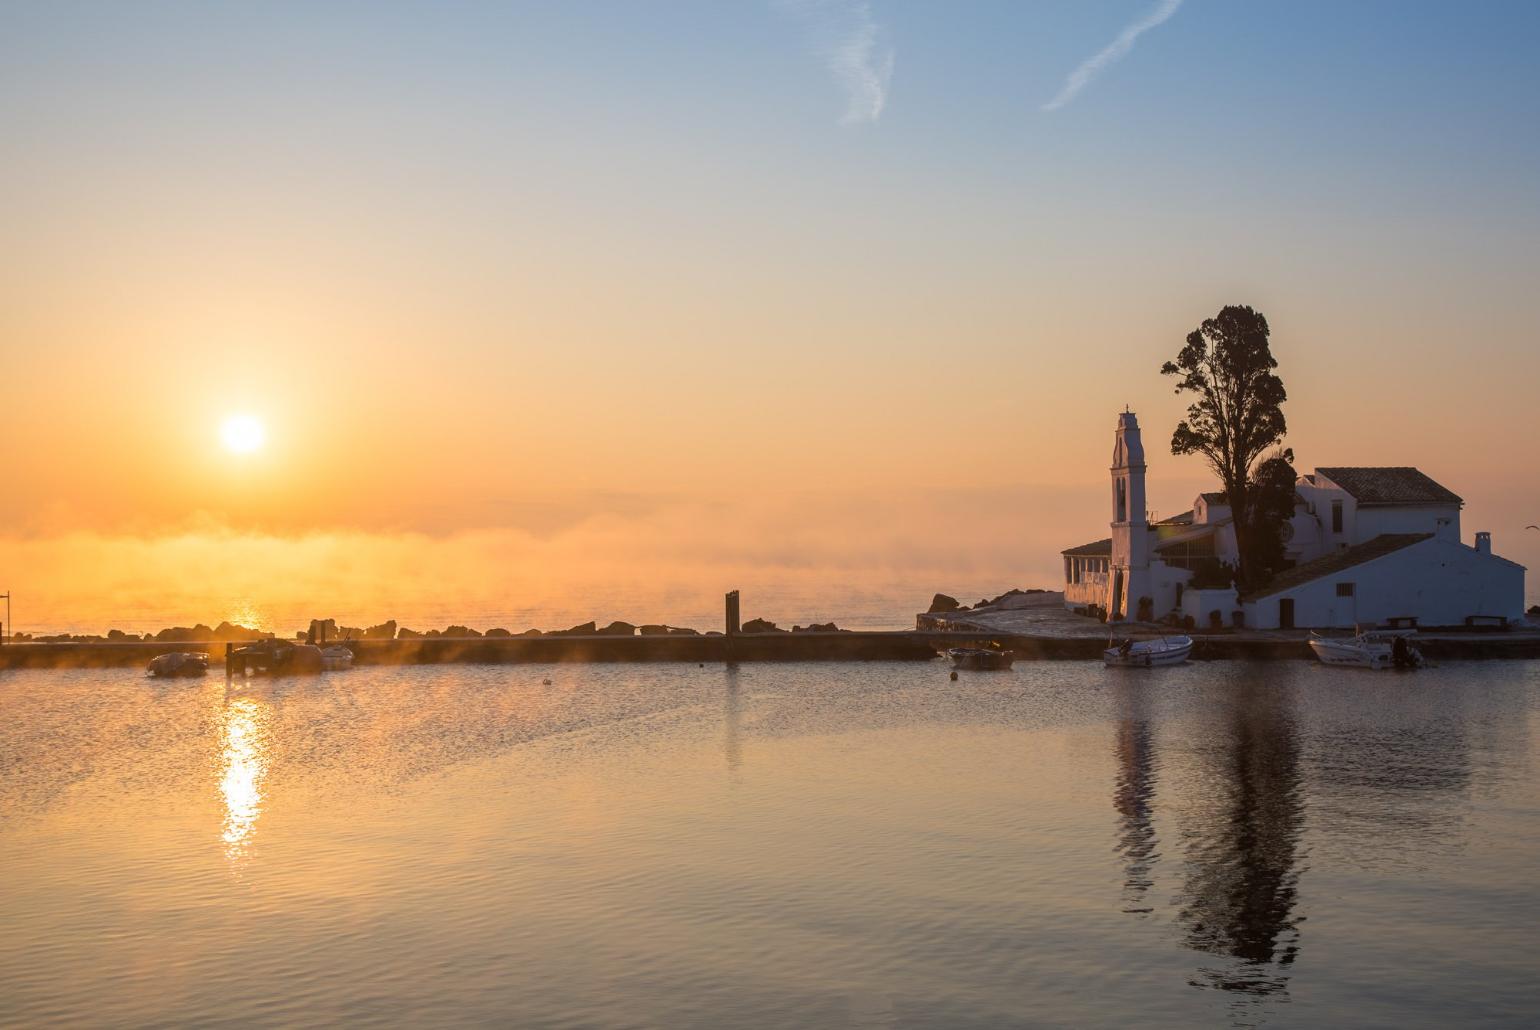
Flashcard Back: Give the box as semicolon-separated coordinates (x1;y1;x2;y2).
4;660;1537;1028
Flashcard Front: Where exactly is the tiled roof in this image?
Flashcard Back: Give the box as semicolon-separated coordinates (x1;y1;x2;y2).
1200;491;1229;505
1315;467;1463;506
1155;510;1195;526
1241;533;1432;601
1061;537;1112;556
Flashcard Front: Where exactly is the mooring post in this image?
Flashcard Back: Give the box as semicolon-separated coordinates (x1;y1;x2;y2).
724;590;740;665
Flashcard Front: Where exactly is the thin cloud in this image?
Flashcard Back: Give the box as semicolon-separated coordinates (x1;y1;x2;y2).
781;1;895;124
1042;0;1182;112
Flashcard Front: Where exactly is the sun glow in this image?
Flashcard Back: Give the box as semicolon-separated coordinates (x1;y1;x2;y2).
220;414;266;454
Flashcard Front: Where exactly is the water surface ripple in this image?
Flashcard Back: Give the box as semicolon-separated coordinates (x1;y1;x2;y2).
2;660;1537;1027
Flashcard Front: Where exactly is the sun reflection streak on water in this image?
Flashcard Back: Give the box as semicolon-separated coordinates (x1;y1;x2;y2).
219;695;270;865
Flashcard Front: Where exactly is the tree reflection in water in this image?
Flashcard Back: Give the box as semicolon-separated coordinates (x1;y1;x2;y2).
1175;677;1305;1003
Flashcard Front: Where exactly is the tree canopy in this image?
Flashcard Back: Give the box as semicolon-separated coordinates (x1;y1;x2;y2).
1161;305;1288;589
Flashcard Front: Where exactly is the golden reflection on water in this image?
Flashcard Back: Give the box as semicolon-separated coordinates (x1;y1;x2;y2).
219;695;271;864
222;598;270;634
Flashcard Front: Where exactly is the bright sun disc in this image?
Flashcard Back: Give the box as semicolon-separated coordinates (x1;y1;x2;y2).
220;415;265;454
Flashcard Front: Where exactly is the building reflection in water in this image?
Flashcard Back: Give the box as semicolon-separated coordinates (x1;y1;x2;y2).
1174;677;1305;1002
722;665;743;777
1111;684;1160;916
219;695;272;865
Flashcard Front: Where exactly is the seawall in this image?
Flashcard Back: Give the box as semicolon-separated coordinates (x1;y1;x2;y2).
4;630;1540;669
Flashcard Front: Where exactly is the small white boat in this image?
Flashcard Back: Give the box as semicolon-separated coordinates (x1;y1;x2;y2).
1103;635;1192;668
1309;630;1422;670
320;645;354;671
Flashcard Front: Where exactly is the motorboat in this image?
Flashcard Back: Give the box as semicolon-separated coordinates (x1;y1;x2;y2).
228;640;325;676
147;651;209;677
1103;635;1193;668
1309;629;1423;670
947;647;1015;670
320;644;354;671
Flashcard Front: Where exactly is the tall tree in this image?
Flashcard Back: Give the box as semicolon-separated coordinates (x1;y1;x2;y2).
1161;305;1288;589
1245;448;1299;586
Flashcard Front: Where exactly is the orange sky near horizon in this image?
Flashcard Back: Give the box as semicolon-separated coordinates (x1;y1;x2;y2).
3;3;1537;629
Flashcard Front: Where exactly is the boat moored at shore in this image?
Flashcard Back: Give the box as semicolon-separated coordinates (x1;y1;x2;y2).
1103;636;1193;668
947;647;1015;671
1309;629;1424;670
146;651;209;677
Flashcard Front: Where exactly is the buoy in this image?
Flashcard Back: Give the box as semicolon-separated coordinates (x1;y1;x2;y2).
950;670;959;681
542;677;552;686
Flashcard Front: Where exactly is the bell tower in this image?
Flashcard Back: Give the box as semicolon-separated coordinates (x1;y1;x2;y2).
1109;410;1150;620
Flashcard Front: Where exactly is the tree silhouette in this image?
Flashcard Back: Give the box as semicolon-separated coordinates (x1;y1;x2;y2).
1245;448;1299;586
1161;305;1287;589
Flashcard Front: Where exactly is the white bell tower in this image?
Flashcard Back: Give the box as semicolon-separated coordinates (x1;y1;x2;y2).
1109;410;1151;621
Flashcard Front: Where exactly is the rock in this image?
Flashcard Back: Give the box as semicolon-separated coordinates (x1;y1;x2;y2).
741;618;784;633
484;627;512;637
214;621;269;641
927;593;961;614
639;624;670;635
520;628;543;637
599;621;637;636
156;624;214;642
667;627;699;635
792;622;841;633
443;625;481;637
363;620;397;640
559;621;597;636
339;626;365;639
397;627;423;639
308;619;338;643
107;629;131;641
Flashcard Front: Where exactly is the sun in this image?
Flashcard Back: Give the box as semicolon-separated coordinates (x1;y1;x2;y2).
220;414;266;454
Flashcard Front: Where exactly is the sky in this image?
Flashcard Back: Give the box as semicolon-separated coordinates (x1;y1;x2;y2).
3;1;1539;631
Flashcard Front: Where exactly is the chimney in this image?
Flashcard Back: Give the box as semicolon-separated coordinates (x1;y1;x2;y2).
1475;531;1491;555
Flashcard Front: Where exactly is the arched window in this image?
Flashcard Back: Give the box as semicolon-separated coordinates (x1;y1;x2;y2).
1116;478;1127;522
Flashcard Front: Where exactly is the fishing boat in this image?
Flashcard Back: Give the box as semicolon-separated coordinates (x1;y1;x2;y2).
146;651;209;677
320;644;354;671
1309;629;1423;670
947;647;1015;671
1103;635;1193;668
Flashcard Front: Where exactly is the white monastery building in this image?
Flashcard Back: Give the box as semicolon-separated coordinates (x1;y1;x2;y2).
1062;411;1526;630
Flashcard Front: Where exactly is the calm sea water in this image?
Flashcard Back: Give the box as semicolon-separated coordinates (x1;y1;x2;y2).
2;661;1537;1028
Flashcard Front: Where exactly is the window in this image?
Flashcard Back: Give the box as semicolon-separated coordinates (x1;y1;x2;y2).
1336;582;1355;597
1116;479;1127;522
1331;500;1344;534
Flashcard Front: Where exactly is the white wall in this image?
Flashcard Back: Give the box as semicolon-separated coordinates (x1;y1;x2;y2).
1063;556;1109;609
1244;537;1525;629
1355;504;1461;543
1182;587;1239;628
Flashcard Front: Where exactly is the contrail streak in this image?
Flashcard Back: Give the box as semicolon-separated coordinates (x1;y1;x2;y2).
1042;0;1182;112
